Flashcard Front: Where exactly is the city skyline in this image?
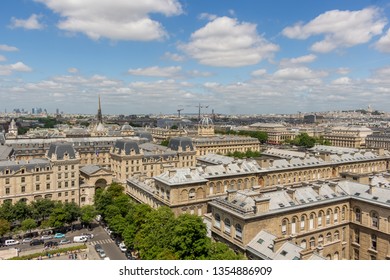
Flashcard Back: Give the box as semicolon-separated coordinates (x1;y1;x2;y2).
2;0;390;115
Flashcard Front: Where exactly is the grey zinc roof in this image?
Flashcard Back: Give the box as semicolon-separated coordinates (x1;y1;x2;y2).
80;165;102;175
135;131;153;142
155;168;208;185
113;140;140;155
168;137;194;151
0;146;13;160
47;142;77;160
0;158;50;173
197;153;235;165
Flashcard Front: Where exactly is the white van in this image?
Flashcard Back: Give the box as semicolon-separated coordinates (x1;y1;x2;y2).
5;239;20;246
73;236;87;243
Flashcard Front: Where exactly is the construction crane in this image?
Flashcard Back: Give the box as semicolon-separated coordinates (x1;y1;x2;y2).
196;103;209;120
177;108;184;118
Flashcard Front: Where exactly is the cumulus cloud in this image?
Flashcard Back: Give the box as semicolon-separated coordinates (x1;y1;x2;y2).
0;62;32;75
35;0;183;41
331;77;352;85
0;55;6;62
282;7;386;52
198;13;217;21
375;28;390;52
279;54;316;67
9;14;45;30
162;52;185;62
251;69;267;76
67;67;79;73
179;16;279;67
273;67;328;80
128;66;182;77
336;67;350;75
0;44;19;52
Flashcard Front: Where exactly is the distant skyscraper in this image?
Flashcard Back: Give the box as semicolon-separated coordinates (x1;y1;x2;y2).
56;108;59;115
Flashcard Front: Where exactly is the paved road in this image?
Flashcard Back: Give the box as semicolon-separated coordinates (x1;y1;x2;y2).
1;223;126;260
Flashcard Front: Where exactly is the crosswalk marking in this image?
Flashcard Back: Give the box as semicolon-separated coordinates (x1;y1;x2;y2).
90;239;114;245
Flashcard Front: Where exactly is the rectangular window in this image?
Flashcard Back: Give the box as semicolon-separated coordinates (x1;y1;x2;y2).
5;187;10;194
46;175;50;180
46;183;50;190
58;174;61;179
354;229;360;244
334;212;338;223
36;175;39;181
65;182;68;188
36;184;40;191
21;177;25;183
5;178;10;184
65;192;68;196
309;218;314;230
318;216;322;226
21;186;25;193
58;192;62;197
71;191;75;195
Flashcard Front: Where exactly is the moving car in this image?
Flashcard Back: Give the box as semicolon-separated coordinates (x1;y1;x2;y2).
41;235;52;240
94;244;103;252
98;249;106;258
81;233;94;239
73;236;87;243
22;237;33;244
5;239;20;246
30;239;44;246
44;241;58;247
54;233;65;239
59;239;71;245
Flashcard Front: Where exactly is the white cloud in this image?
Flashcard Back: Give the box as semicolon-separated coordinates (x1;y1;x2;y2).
35;0;183;41
0;55;6;62
331;77;352;85
251;69;267;76
198;13;217;21
9;14;45;30
375;28;390;52
128;66;182;77
280;54;316;67
162;52;185;62
0;62;32;75
0;44;19;52
282;7;386;52
273;67;328;80
336;67;350;75
179;16;279;67
67;67;79;73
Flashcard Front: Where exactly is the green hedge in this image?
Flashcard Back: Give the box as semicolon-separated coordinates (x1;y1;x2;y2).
9;244;87;260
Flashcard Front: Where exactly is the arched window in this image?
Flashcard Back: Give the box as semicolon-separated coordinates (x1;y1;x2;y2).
309;237;315;249
371;234;377;250
282;219;288;235
291;217;297;234
334;208;339;223
189;188;196;199
300;215;306;231
334;252;339;260
326;209;332;225
214;213;221;229
309;213;315;230
300;239;307;249
235;224;242;240
355;208;361;222
318;211;323;227
371;212;379;228
334;230;340;241
326;232;332;243
224;218;231;234
318;235;324;246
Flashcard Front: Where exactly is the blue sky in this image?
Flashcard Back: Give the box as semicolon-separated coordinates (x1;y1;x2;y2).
1;0;390;115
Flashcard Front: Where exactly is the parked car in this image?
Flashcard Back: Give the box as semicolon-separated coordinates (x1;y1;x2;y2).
30;239;44;246
59;239;71;245
98;249;106;258
94;244;103;252
119;242;127;252
73;236;88;243
124;250;135;260
5;239;20;246
54;233;65;239
22;237;33;244
45;241;58;247
41;235;52;240
81;233;94;239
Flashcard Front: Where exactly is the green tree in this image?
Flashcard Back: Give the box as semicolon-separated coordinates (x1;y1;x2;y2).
171;214;210;260
31;199;56;221
109;214;127;235
21;218;37;233
160;138;170;147
63;202;81;225
207;242;245;260
112;194;132;217
0;218;11;236
80;205;97;225
13;201;33;222
291;133;316;148
48;203;69;228
104;205;121;222
134;207;176;260
0;201;15;222
123;204;152;248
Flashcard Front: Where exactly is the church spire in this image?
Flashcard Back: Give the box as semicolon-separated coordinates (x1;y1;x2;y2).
97;95;102;123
